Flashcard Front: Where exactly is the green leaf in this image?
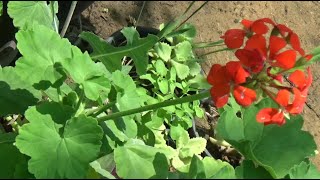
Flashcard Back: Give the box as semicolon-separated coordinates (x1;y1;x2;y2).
182;155;206;179
288;160;320;179
158;78;169;94
62;51;111;101
111;70;136;92
14;25;73;86
15;103;103;178
0;2;3;16
114;140;169;179
155;59;168;76
8;1;56;30
89;153;116;179
0;67;40;116
179;137;207;159
0;133;32;179
235;160;273;179
171;60;190;80
203;157;236;178
187;61;201;76
154;42;172;62
174;41;194;62
80;28;158;75
216;109;245;142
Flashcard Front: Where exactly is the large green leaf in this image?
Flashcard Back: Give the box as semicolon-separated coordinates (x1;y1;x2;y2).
203;157;236;178
62;50;111;101
0;133;33;179
235;160;273;179
89;153;116;179
80;28;158;75
7;1;56;30
15;102;103;179
114;139;169;179
0;67;40;116
288;160;320;179
14;25;73;86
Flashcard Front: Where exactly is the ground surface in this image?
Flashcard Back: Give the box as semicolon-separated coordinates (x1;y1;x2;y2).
80;1;320;168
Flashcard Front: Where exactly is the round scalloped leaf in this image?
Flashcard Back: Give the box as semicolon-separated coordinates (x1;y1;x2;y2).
15;103;103;179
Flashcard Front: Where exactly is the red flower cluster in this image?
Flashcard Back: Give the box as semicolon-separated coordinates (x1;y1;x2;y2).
207;18;313;126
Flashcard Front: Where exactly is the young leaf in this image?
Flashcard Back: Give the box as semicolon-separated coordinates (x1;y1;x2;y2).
174;41;194;62
171;60;190;80
62;50;111;101
202;157;236;178
157;78;169;94
179;137;207;159
114;140;169;179
89;153;116;179
8;1;56;30
0;67;40;116
154;42;172;62
80;28;159;75
288;160;320;178
15;103;103;179
155;59;168;76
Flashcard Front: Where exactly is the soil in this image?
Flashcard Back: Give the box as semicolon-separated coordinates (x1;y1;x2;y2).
76;1;320;169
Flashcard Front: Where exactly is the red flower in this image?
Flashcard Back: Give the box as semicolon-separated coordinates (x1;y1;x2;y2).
233;85;257;107
221;29;246;49
256;108;285;126
288;68;312;96
235;49;265;73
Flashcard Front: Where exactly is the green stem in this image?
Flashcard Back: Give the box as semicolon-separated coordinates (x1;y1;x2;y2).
50;1;59;33
209;137;231;147
76;89;84;111
199;48;231;58
87;101;116;117
193;40;224;49
97;90;211;122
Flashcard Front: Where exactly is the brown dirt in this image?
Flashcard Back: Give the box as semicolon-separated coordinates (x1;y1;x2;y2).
79;1;320;168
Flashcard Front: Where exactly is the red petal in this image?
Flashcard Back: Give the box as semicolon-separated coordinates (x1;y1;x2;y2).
288;70;306;90
225;61;250;84
233;86;256;107
207;64;231;86
245;34;267;58
222;29;246;49
235;49;265;73
305;54;313;61
272;50;297;69
275;89;290;107
256;108;285;126
241;19;253;29
210;84;230;108
251;21;269;34
259;18;275;25
276;24;293;36
207;64;222;85
269;36;287;59
286;88;305;114
289;32;305;56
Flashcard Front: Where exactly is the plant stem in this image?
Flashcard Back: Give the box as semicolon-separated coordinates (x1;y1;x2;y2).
135;1;146;27
50;1;59;33
87;101;116;117
76;89;84;111
209;137;231;147
198;47;231;58
60;1;78;37
97;90;211;122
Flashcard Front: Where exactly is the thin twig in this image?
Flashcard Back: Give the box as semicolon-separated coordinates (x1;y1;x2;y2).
135;1;146;27
192;118;213;157
60;1;78;37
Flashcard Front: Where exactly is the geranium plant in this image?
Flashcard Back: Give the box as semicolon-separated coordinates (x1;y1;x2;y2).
1;1;320;179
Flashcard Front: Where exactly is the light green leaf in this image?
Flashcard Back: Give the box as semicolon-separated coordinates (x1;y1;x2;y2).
174;41;194;62
155;59;168;76
89;153;116;179
62;50;111;101
114;141;169;179
181;155;206;179
0;67;40;116
14;25;73;86
179;137;207;159
15;103;103;179
171;60;190;80
154;42;172;62
289;160;320;179
170;124;189;149
111;70;136;92
80;28;158;75
203;157;236;178
235;160;273;179
8;1;56;30
158;78;169;94
187;61;201;76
